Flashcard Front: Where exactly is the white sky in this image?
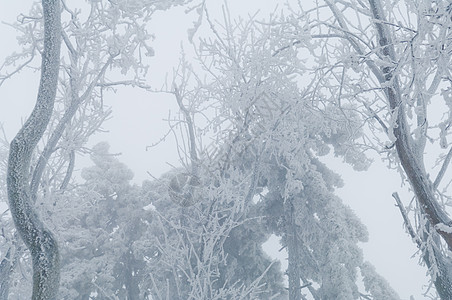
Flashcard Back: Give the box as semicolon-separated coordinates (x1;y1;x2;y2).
0;1;431;299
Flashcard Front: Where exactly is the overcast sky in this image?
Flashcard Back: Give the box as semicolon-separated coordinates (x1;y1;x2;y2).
0;1;432;299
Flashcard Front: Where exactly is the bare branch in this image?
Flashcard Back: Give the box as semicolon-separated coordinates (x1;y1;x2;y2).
433;147;452;190
0;51;36;88
59;150;75;191
392;192;422;247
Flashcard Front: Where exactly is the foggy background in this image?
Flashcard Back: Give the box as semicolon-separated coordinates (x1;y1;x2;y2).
0;1;430;298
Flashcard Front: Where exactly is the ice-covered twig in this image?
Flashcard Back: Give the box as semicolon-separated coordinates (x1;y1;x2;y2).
392;192;422;247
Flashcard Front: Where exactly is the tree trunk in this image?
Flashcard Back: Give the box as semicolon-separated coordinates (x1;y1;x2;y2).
285;197;301;300
6;0;61;299
125;249;140;300
0;249;11;300
367;0;452;298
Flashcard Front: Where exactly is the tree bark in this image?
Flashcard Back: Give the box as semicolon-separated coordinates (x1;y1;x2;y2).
0;249;11;300
6;0;61;299
125;249;141;300
285;197;301;300
368;0;452;298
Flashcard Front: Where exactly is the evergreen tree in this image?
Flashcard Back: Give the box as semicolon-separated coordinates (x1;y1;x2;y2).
260;157;400;299
54;142;148;299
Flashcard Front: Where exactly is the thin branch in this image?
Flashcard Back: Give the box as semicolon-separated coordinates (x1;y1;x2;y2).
59;150;75;191
174;86;198;171
363;102;388;133
0;51;36;88
300;282;312;289
324;0;384;83
433;146;452;190
96;80;152;89
392;192;422;247
371;18;417;33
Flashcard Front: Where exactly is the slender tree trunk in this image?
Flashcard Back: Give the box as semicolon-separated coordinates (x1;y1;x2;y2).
125;249;140;300
285;197;301;300
6;0;61;299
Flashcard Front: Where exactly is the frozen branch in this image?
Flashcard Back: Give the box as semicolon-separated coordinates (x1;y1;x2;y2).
324;0;384;83
368;0;452;252
59;150;75;191
363;102;389;134
433;147;452;190
0;52;36;88
30;55;115;200
392;192;422;247
174;86;198;172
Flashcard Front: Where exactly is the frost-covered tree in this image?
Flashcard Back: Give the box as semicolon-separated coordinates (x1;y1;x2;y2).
260;159;399;300
54;142;146;299
6;0;61;298
2;0;199;202
161;5;400;299
282;0;452;298
4;0;448;298
38;141;284;299
1;0;199;297
182;0;452;297
141;169;286;300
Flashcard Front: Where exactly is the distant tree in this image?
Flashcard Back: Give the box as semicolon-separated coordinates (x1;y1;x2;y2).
39;140;284;299
141;169;286;300
54;142;145;299
219;205;286;299
260;158;400;300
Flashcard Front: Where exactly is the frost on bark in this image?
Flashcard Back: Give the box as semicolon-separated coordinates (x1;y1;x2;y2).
303;0;452;296
0;249;11;300
6;0;61;299
367;0;452;298
284;197;301;300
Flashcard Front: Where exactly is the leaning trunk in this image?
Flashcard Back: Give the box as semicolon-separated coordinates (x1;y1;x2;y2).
368;0;452;298
6;0;61;299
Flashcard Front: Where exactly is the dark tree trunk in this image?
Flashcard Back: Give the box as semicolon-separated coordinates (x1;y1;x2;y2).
285;197;301;300
125;249;141;300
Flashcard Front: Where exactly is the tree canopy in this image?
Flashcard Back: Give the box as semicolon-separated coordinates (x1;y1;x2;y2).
2;0;452;299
